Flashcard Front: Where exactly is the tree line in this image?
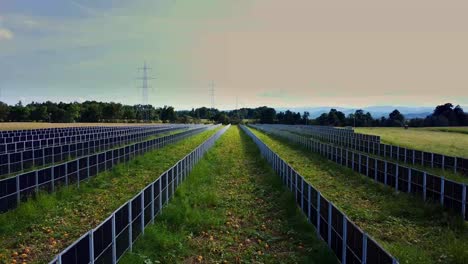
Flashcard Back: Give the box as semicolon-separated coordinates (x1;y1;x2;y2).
239;103;467;127
0;101;466;127
0;101;178;123
178;103;468;127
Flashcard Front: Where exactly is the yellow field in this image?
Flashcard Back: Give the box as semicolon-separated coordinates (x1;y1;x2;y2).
356;127;468;158
0;122;163;131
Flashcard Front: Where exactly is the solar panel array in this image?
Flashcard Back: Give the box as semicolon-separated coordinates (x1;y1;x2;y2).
0;124;215;213
296;125;380;143
273;125;468;176
241;125;398;264
49;125;230;264
0;126;178;153
0;125;189;177
251;125;467;222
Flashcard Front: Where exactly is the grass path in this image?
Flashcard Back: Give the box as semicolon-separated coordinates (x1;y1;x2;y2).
0;129;220;264
355;127;468;158
121;126;337;264
249;127;468;264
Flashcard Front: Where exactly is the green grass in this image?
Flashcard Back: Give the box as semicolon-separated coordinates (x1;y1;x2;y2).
120;126;337;264
355;127;468;158
0;128;220;264
249;127;468;264
423;127;468;135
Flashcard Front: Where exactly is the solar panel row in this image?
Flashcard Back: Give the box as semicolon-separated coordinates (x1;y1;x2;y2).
252;125;467;222
48;125;230;264
0;125;162;138
241;125;398;264
271;124;468;176
0;125;213;213
0;126;185;177
0;125;174;146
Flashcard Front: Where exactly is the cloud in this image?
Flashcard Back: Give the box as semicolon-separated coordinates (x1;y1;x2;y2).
0;28;13;40
22;19;39;27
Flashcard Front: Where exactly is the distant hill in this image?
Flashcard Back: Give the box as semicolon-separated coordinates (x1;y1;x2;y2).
274;106;440;119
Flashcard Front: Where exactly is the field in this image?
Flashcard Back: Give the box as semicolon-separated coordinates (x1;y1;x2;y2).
1;123;467;264
249;127;468;264
121;126;337;263
355;127;468;157
0;122;163;130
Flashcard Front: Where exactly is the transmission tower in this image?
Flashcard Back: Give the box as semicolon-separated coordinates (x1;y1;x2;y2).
236;96;240;119
209;81;215;109
137;62;155;122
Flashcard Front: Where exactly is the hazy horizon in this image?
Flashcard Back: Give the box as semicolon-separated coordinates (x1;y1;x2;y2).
1;0;467;109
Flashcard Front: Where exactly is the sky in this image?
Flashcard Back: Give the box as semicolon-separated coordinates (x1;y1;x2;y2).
0;0;467;110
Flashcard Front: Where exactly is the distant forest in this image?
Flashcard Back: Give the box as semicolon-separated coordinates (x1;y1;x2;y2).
0;101;466;127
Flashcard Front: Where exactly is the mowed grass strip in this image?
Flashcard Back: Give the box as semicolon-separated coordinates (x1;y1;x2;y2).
121;126;337;264
355;127;468;158
0;128;220;264
249;127;468;264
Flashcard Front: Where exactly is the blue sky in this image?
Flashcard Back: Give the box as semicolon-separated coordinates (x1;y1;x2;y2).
1;0;467;110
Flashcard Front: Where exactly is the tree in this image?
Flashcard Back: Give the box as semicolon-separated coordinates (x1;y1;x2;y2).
122;105;136;121
65;103;81;123
214;112;230;124
433;103;453;116
160;106;177;122
408;118;425;127
80;102;102;122
347;109;373;127
302;111;310;125
0;102;10;121
326;109;346;126
257;106;276;124
102;102;123;121
454;105;468;126
9;101;30;121
177;115;194;124
424;103;466;126
387;109;405;127
30;105;49;121
316;113;328;126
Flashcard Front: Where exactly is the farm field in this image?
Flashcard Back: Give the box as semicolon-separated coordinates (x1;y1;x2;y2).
355;127;468;158
249;127;468;264
423;127;468;134
0;122;164;130
0;128;220;264
121;126;337;264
